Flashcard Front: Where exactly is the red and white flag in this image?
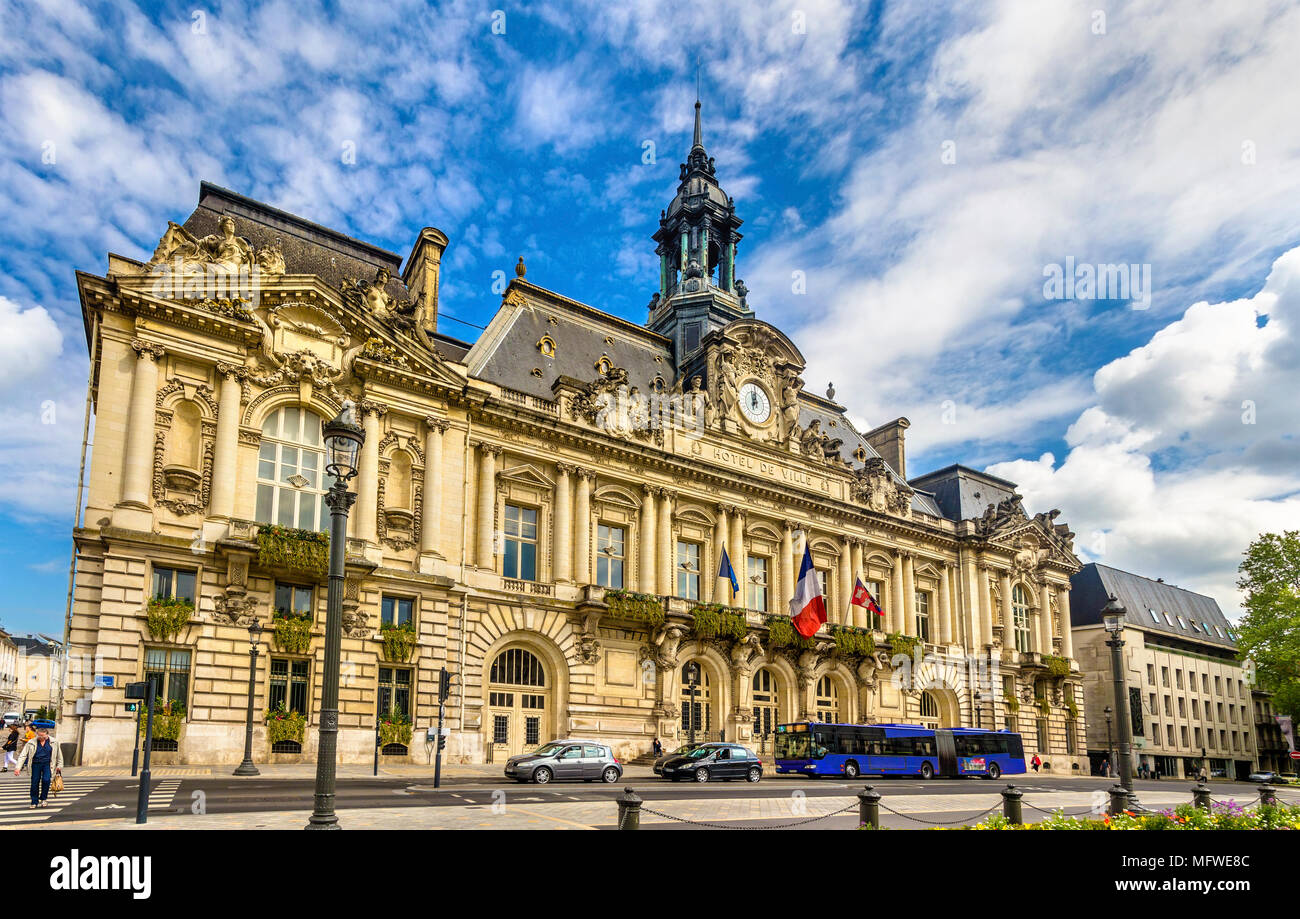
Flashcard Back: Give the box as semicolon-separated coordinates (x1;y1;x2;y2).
851;577;884;625
789;545;827;638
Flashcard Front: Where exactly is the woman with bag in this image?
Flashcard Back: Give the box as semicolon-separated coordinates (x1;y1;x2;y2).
2;723;19;771
13;720;63;808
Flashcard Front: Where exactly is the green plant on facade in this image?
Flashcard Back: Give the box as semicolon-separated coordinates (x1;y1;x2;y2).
1003;692;1020;713
830;624;876;659
689;603;749;641
145;596;193;642
1038;694;1051;717
603;589;666;628
1065;698;1079;719
139;699;186;742
256;524;329;579
264;700;307;745
765;615;817;651
272;613;313;654
378;709;413;747
1042;654;1070;679
887;632;920;661
963;801;1300;831
380;621;417;663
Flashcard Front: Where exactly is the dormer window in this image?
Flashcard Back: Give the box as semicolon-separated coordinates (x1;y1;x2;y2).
595;355;612;375
537;335;557;358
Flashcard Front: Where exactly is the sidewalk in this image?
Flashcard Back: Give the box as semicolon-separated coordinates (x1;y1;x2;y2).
61;761;522;780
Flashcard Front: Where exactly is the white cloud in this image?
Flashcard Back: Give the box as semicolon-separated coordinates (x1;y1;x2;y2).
0;296;62;392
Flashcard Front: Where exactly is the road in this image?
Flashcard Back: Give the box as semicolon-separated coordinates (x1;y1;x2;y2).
3;770;1286;830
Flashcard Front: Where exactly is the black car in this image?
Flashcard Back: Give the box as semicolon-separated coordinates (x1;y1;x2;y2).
652;742;702;775
658;742;763;783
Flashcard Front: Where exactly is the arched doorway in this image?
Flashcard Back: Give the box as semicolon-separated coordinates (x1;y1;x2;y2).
487;647;550;758
751;668;780;750
919;691;941;729
815;676;840;722
680;662;713;741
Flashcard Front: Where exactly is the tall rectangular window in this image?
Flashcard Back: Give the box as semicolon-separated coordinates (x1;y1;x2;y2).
151;566;197;604
676;541;700;601
503;504;538;580
596;524;625;589
274;583;314;619
915;590;931;642
269;658;309;714
144;648;191;709
746;557;768;611
378;667;412;720
381;596;413;628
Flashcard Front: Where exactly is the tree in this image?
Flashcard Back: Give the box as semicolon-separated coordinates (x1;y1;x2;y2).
1237;531;1300;720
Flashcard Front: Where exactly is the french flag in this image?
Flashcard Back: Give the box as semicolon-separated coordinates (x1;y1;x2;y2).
789;545;826;638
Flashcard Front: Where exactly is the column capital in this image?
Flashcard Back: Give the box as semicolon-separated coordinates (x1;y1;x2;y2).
215;361;247;380
715;502;730;517
357;398;388;418
576;466;596;482
783;520;797;533
478;442;503;456
555;461;577;476
130;339;165;361
424;415;450;434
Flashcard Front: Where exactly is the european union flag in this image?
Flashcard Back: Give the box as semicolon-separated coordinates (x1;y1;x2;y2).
718;547;739;600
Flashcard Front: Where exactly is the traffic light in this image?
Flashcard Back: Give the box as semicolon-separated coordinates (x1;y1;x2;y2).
438;668;451;702
125;703;138;712
437;733;447;751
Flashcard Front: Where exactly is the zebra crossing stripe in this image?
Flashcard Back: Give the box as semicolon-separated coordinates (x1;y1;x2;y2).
147;779;182;811
0;779;107;824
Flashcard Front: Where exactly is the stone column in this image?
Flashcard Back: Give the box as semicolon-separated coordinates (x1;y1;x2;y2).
850;541;865;629
419;417;449;562
476;442;500;569
355;400;385;545
1039;582;1054;655
1059;585;1075;660
962;555;981;653
839;536;852;627
712;504;729;603
574;468;592;584
999;570;1014;647
977;563;994;648
938;565;953;645
902;552;916;636
890;552;905;635
639;484;657;594
780;523;795;614
729;508;745;607
209;362;243;520
120;339;165;508
553;462;574;583
658;490;673;596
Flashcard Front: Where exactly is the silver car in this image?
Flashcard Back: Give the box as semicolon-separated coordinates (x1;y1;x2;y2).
504;740;623;784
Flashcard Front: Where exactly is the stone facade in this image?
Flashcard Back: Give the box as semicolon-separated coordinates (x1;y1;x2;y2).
64;115;1087;770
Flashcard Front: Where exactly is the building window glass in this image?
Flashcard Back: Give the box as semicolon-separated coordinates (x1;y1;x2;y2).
274;583;313;619
596;524;625;589
269;658;309;714
503;504;538;581
1012;585;1031;652
751;668;779;740
381;596;413;628
680;663;711;736
916;590;931;643
1036;718;1048;751
815;676;839;723
151;566;196;604
747;557;769;611
256;406;332;531
144;648;191;709
378;666;412;719
676;541;700;601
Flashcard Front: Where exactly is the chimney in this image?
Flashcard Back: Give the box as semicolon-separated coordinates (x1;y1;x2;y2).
864;416;910;479
401;227;449;333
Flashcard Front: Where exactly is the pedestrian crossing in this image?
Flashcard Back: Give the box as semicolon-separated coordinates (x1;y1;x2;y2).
0;776;108;825
147;779;182;812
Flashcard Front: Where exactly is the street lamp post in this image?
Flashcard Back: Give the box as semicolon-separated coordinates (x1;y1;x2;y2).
1103;705;1113;776
685;662;699;746
1102;595;1142;809
306;402;364;831
234;618;264;776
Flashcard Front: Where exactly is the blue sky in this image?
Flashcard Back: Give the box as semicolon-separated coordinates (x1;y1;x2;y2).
2;0;1299;635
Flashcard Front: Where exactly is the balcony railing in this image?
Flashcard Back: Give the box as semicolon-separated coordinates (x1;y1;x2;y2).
503;578;554;597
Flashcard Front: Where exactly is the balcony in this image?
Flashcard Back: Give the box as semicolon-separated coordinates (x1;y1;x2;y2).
503;578;553;597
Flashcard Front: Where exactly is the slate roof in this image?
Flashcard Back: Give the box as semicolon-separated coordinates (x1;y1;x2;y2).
1070;562;1238;650
907;464;1020;523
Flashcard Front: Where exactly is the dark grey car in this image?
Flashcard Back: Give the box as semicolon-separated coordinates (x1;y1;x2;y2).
504;740;623;784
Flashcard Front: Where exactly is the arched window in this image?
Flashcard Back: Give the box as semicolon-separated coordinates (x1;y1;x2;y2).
815;676;839;723
490;648;545;687
256;406;332;530
488;648;549;756
1012;585;1032;653
751;668;779;739
919;690;939;718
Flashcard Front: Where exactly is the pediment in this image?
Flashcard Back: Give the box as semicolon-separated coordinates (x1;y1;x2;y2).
498;463;555;490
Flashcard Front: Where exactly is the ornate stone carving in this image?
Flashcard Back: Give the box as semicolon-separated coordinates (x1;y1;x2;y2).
569;366;664;445
850;457;913;517
213;593;257;626
131;339;165;361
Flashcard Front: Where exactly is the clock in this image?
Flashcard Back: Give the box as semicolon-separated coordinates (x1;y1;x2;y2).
739;382;772;424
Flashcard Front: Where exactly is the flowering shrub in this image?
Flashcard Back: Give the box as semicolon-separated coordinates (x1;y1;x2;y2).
264;700;306;745
964;800;1300;830
379;709;413;747
380;620;417;662
140;699;186;742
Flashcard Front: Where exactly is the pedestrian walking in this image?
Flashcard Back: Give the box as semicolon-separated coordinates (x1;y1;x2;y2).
1031;753;1041;773
651;737;662;757
2;723;19;771
12;720;63;809
1102;759;1111;777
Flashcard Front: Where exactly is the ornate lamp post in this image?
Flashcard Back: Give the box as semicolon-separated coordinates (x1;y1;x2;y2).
306;401;364;830
685;661;700;746
233;617;264;776
1103;705;1113;776
1102;596;1142;809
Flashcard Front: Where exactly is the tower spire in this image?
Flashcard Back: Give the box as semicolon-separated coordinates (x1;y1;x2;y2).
693;99;703;150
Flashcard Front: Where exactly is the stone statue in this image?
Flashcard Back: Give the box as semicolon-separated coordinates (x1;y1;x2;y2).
780;370;803;440
734;278;748;309
717;352;739;426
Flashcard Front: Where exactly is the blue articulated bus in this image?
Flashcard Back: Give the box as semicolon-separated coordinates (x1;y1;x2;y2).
773;722;1026;780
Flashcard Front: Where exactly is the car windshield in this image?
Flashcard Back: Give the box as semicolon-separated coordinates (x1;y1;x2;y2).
671;744;698;755
684;747;716;759
532;742;565;756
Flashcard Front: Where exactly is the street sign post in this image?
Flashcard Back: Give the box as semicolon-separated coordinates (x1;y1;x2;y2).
125;680;156;825
434;667;453;789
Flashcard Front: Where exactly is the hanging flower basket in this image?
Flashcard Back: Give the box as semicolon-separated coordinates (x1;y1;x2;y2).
380;622;417;662
765;615;817;650
1042;654;1070;679
272;614;313;654
145;597;193;642
256;524;329;579
829;624;875;659
603;590;666;627
264;701;307;745
689;603;748;640
887;632;920;661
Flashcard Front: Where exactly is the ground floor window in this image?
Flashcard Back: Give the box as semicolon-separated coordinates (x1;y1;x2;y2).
269;658;309;714
815;676;839;723
1036;717;1048;751
1065;718;1077;754
378;667;412;720
144;648;191;709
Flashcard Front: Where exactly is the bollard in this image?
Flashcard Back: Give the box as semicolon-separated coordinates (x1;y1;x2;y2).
858;785;881;829
1108;784;1129;816
617;786;643;830
1259;784;1277;807
1192;782;1212;812
1001;784;1023;825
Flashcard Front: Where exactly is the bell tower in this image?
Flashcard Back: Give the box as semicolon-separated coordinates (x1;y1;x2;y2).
648;100;749;368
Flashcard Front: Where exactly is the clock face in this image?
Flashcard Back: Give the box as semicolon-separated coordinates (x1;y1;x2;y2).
739;382;772;424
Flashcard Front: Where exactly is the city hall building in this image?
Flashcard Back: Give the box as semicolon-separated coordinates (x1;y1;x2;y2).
65;107;1089;769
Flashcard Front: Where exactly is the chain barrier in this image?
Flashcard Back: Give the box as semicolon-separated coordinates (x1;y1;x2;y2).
635;801;859;830
875;799;1002;825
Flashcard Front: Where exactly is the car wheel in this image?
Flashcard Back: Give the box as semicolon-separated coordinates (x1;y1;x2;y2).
533;766;553;785
747;766;761;783
844;761;860;779
695;768;709;783
987;763;1001;780
602;767;619;783
920;761;934;780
